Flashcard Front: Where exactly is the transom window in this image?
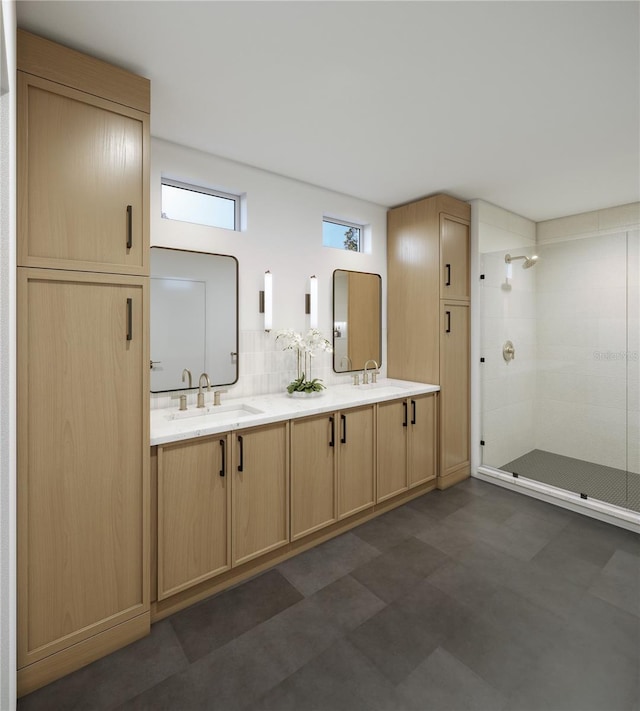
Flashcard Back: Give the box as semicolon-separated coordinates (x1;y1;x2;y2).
323;218;364;252
161;178;240;231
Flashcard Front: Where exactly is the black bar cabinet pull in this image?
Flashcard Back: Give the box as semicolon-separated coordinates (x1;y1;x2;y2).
329;416;335;447
445;263;451;286
411;400;416;425
403;401;408;427
126;298;133;341
219;439;226;477
126;205;133;249
445;310;451;333
237;435;244;472
340;414;347;444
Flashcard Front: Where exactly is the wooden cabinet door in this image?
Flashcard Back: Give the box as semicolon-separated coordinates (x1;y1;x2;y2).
157;436;230;600
440;214;470;300
18;73;149;275
377;399;408;502
232;422;289;566
408;394;437;487
387;199;440;383
17;269;149;667
338;406;375;518
440;303;470;478
291;414;337;540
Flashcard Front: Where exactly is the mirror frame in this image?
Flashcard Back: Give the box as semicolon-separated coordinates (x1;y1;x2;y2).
332;268;382;373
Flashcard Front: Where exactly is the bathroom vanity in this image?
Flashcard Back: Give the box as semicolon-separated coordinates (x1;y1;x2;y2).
150;379;439;620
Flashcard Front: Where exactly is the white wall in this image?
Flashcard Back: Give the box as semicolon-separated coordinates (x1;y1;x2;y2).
150;138;388;407
0;1;17;708
475;200;537;468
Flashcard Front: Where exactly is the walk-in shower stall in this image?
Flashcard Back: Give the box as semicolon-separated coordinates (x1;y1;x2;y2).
477;205;639;519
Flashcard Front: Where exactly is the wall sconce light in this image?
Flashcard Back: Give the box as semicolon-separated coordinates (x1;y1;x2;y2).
259;270;273;332
305;275;318;329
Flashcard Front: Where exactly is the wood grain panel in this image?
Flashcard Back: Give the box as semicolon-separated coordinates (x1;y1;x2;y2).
376;399;408;502
158;436;231;600
440;214;470;300
338;406;375;518
440;302;470;478
17;29;150;112
409;393;437;487
387;198;440;383
18;73;148;274
290;414;337;540
17;269;149;666
232;422;289;566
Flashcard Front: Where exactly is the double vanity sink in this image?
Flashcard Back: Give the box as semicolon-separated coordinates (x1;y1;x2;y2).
151;378;440;445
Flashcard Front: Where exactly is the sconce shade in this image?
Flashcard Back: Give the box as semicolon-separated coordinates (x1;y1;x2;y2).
309;275;318;328
260;270;273;332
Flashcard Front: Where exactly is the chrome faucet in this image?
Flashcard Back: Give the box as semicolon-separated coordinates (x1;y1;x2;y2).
197;372;211;408
182;368;192;388
362;359;379;385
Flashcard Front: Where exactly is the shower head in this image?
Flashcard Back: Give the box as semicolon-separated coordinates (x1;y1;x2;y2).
505;253;538;269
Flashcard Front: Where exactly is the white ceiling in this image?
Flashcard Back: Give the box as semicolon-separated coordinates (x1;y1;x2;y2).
16;1;640;221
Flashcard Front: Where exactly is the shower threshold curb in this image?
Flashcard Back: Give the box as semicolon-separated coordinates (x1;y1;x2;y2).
474;466;640;534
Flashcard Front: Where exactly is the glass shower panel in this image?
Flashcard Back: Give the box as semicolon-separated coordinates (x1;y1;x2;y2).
481;232;633;512
480;247;537;470
627;229;639;512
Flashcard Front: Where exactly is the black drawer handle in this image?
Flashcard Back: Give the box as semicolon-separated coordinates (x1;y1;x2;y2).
445;263;451;286
403;401;408;427
411;399;416;425
445;310;451;334
126;298;133;341
126;205;133;249
219;439;226;477
237;435;244;472
329;416;335;447
340;414;347;444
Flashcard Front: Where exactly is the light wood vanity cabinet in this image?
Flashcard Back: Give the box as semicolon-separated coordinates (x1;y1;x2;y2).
231;422;290;566
337;406;376;518
377;393;438;501
291;414;338;540
388;193;470;489
16;31;150;696
290;405;375;537
157;435;231;600
17;33;149;275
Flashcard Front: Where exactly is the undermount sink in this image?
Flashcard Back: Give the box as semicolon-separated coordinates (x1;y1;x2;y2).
168;403;263;421
356;384;406;395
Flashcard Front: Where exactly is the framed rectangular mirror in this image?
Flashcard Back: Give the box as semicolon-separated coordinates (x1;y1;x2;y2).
333;269;382;372
150;247;239;392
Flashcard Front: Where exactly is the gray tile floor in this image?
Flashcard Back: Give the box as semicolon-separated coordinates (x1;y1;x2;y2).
18;478;640;711
502;449;640;513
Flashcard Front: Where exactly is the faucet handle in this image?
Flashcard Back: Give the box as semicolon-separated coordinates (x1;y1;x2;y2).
352;373;360;386
213;389;228;406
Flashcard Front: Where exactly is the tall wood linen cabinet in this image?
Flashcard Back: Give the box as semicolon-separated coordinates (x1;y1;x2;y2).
16;31;150;695
387;194;470;489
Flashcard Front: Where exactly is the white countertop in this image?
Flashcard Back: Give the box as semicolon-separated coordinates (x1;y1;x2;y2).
150;378;439;446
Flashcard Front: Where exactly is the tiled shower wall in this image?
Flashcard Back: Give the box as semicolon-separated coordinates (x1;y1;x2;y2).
535;206;639;475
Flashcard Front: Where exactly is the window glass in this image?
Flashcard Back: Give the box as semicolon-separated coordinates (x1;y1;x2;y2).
161;179;239;231
323;219;362;251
